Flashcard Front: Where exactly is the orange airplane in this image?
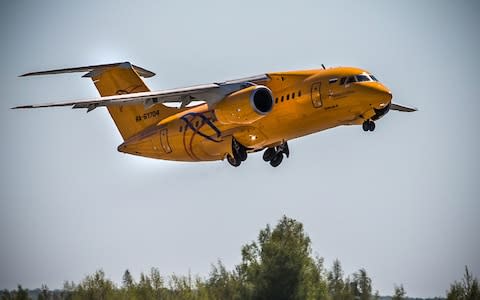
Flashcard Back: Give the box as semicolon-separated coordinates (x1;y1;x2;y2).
13;62;416;167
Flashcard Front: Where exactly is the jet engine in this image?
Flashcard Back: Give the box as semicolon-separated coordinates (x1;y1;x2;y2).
214;85;273;125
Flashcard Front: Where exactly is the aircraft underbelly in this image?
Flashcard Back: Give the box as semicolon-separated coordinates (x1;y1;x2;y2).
254;106;355;145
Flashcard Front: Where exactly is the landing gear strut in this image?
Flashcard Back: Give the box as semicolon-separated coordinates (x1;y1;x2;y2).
362;120;375;132
227;139;248;167
263;141;289;167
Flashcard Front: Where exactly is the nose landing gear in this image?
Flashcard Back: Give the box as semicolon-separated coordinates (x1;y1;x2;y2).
362;120;376;132
263;141;289;167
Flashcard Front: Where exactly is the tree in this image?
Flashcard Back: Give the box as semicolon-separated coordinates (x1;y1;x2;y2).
16;285;30;300
1;289;12;300
237;215;326;300
62;281;75;300
392;284;406;300
37;284;50;300
352;269;372;300
149;268;164;298
328;259;346;300
205;260;242;299
447;266;480;300
122;269;135;289
75;269;116;300
137;272;154;300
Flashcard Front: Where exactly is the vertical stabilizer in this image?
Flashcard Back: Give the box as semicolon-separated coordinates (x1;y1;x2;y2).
20;62;180;140
87;62;178;140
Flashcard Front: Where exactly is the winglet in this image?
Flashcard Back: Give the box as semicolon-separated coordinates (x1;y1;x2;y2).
19;62;156;78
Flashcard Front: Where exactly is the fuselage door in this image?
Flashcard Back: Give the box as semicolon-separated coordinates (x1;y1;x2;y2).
311;82;322;108
160;128;172;153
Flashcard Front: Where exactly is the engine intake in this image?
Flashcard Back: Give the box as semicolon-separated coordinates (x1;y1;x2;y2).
215;85;273;125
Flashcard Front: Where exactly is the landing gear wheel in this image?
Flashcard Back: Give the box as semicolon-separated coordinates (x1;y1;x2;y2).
233;139;248;161
368;120;376;131
270;153;284;167
238;146;248;162
362;121;369;132
227;154;241;167
263;148;276;162
362;120;376;132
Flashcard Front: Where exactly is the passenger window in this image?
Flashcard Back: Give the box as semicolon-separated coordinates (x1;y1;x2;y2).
287;94;290;100
298;90;302;97
340;77;346;85
281;96;284;102
275;97;278;103
292;92;295;99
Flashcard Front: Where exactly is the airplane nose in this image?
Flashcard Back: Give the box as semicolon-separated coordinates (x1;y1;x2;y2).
365;83;392;106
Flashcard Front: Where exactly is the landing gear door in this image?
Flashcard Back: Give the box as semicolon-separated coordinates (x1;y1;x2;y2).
311;82;322;108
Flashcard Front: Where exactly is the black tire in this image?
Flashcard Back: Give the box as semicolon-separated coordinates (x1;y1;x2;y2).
227;154;241;167
263;148;276;162
362;121;369;132
368;121;376;131
238;146;248;162
269;153;284;167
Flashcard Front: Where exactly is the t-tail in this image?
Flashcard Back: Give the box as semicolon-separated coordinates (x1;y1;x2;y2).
18;62;180;140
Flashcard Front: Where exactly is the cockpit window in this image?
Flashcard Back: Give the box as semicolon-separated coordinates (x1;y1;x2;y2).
340;74;379;86
345;76;356;84
355;75;370;82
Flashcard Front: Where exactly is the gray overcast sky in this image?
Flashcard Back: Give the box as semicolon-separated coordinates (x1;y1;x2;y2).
1;0;479;297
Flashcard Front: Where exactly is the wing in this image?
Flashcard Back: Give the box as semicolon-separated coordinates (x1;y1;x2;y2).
390;103;418;112
12;74;269;111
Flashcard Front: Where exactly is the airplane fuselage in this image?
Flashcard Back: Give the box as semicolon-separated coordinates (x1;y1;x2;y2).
117;67;392;162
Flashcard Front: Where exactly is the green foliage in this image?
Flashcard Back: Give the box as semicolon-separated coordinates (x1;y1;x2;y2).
5;215;478;300
1;285;31;300
237;215;326;300
73;270;116;300
16;285;30;300
393;284;406;300
328;259;346;300
0;289;12;300
37;284;49;300
353;269;372;300
447;266;480;300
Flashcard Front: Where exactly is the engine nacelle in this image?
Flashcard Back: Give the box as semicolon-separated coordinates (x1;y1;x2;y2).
214;85;273;125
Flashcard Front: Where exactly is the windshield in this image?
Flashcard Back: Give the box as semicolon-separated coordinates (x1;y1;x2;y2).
340;74;379;85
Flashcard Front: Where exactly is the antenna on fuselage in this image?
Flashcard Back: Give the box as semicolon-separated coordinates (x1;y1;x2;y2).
321;64;326;70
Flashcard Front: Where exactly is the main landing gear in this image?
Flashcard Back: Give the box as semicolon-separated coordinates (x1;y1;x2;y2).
226;139;248;167
362;120;376;132
262;141;289;168
226;139;290;168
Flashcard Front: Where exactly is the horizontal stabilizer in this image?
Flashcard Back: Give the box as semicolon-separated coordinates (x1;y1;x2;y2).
390;103;417;112
19;62;155;78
